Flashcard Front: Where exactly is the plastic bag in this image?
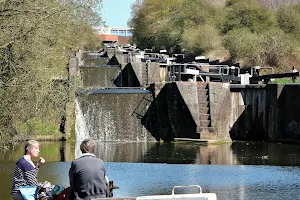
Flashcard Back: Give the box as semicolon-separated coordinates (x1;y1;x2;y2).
53;187;72;200
19;186;38;200
52;185;65;196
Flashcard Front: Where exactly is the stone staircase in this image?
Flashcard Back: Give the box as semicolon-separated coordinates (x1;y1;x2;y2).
197;83;217;141
141;62;149;87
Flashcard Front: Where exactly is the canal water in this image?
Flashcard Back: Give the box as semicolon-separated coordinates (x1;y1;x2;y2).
1;141;300;200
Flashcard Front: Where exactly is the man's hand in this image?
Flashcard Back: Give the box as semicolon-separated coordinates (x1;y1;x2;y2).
39;157;46;164
36;157;45;168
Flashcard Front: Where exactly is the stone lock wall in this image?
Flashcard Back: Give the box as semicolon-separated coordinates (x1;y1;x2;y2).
228;84;300;142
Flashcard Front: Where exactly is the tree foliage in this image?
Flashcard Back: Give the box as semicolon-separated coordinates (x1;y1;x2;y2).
129;0;182;51
130;0;221;55
0;0;103;141
222;0;277;34
181;24;222;55
130;0;300;68
277;4;300;43
222;0;298;67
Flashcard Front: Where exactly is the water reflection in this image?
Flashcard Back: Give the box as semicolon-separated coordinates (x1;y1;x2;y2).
231;141;300;166
2;141;300;166
2;141;300;200
0;141;75;162
60;142;66;162
74;141;236;164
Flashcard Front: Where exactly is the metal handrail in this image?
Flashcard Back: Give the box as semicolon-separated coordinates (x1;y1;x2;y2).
172;185;202;195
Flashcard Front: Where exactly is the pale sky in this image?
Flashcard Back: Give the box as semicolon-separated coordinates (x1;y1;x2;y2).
101;0;136;27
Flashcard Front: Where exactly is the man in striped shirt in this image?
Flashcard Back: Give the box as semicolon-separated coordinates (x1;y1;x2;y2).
11;140;45;200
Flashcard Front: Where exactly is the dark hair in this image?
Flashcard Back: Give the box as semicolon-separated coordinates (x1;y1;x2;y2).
80;139;96;153
24;140;39;155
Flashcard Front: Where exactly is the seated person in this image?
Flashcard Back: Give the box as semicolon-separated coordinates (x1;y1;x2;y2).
11;140;45;200
69;139;107;199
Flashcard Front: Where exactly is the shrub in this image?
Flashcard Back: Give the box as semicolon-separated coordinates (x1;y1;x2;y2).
181;24;222;55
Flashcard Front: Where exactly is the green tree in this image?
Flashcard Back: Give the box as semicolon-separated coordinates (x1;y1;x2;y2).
130;0;300;69
277;4;300;44
129;0;155;49
222;0;277;34
130;0;182;51
130;0;223;54
181;24;222;55
224;27;296;67
223;28;262;66
0;0;103;141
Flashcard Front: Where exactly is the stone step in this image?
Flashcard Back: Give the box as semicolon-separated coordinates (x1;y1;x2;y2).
198;97;209;103
142;67;147;85
198;102;209;108
198;94;208;99
174;138;217;143
199;114;210;121
198;94;208;100
197;127;217;140
198;87;208;90
200;120;211;127
199;107;209;114
198;88;208;93
197;83;208;89
198;127;216;133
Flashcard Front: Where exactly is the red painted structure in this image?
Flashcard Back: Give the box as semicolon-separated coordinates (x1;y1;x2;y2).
97;34;131;45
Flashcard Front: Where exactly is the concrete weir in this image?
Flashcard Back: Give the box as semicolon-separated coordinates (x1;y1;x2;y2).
75;88;156;142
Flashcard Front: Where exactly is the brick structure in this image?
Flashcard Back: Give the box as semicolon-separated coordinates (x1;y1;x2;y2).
97;34;131;45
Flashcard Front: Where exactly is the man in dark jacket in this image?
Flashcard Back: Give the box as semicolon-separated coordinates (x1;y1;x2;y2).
69;139;108;200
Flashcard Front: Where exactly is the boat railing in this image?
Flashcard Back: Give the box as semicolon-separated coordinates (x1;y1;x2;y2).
172;185;202;195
